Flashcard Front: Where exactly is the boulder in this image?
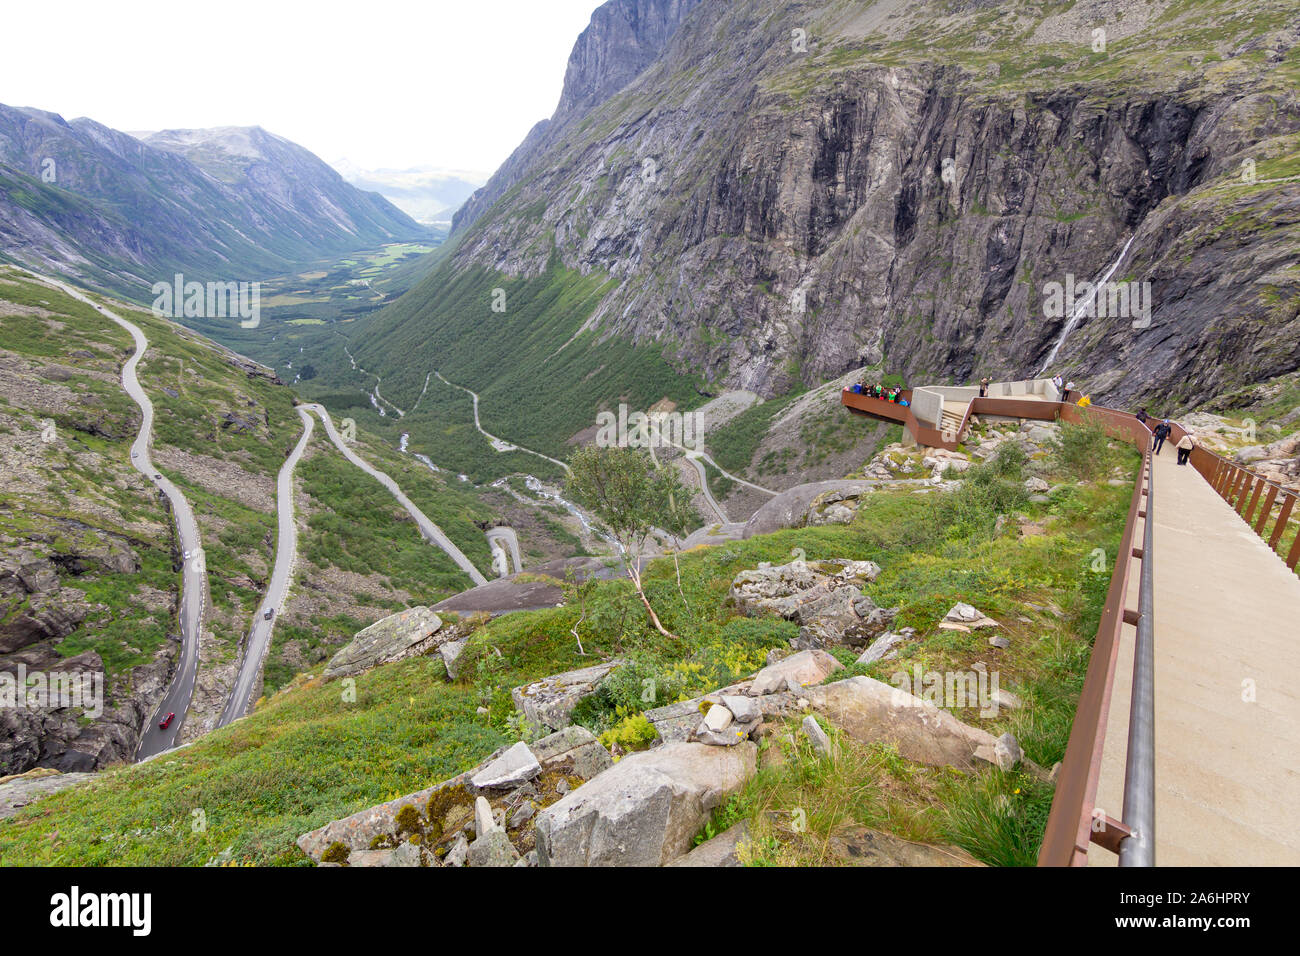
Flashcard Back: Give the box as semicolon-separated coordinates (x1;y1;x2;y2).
440;639;468;680
804;676;999;772
749;649;843;695
667;821;750;867
535;742;757;867
730;558;884;648
1024;477;1050;493
511;660;623;731
323;606;444;679
470;741;541;790
530;725;614;780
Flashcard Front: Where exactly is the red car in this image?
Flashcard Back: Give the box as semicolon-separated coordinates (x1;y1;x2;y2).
159;712;176;730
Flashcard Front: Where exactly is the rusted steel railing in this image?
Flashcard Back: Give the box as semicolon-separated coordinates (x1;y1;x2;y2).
1167;422;1300;574
1037;404;1155;866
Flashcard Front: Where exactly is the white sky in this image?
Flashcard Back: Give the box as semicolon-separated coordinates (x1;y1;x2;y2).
0;0;604;178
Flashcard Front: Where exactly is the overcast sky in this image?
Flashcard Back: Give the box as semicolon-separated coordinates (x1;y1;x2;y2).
0;0;603;178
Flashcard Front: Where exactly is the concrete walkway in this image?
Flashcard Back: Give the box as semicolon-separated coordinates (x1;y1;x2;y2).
1089;449;1300;865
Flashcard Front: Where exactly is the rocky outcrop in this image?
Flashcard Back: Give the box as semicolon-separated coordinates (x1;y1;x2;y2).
511;659;624;731
730;558;894;649
297;725;613;866
0;767;94;820
535;740;756;867
453;0;706;234
322;606;445;680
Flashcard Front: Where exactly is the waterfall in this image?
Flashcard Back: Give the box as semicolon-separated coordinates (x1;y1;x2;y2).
1037;234;1137;375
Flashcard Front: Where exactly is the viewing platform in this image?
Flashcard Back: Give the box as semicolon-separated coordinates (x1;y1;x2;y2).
843;375;1300;865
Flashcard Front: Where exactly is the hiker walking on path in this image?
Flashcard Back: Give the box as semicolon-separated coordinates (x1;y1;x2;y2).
1136;408;1149;427
1153;419;1173;455
1177;431;1196;466
1062;380;1076;403
979;376;990;398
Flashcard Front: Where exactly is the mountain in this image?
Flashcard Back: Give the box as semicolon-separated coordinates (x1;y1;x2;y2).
0;106;428;299
331;160;486;225
337;0;1297;494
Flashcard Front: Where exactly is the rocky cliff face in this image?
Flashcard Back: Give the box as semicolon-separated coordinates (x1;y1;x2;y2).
453;0;705;234
435;0;1300;410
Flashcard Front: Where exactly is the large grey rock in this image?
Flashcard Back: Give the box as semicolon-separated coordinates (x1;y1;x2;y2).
730;558;882;647
535;742;757;867
750;649;843;695
805;676;998;772
470;741;541;790
742;481;896;537
511;660;623;730
323;606;443;680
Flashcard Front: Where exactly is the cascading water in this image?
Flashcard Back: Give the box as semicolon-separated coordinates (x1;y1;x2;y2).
1037;234;1137;375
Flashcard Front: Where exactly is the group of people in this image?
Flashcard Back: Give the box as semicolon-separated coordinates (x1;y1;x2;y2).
1137;409;1196;464
1051;374;1078;403
849;381;910;406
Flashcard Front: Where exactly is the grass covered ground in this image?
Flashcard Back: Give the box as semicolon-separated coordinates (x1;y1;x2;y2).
0;421;1136;866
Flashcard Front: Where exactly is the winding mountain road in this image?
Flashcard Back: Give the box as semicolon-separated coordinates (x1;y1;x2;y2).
432;370;570;472
217;405;314;726
302;403;489;586
22;271;209;760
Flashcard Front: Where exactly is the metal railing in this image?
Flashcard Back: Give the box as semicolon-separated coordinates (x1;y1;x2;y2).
1037;404;1155;866
1172;423;1300;574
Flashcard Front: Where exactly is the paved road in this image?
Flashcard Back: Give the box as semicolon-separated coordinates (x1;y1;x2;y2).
486;526;523;576
22;271;209;760
302;404;489;586
680;455;730;523
217;406;314;726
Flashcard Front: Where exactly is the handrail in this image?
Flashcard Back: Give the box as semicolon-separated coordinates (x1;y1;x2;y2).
1119;449;1155;866
1037;403;1154;866
1166;421;1300;574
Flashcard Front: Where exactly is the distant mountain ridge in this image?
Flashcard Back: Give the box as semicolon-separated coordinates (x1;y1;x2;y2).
0;105;428;299
330;160;486;225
